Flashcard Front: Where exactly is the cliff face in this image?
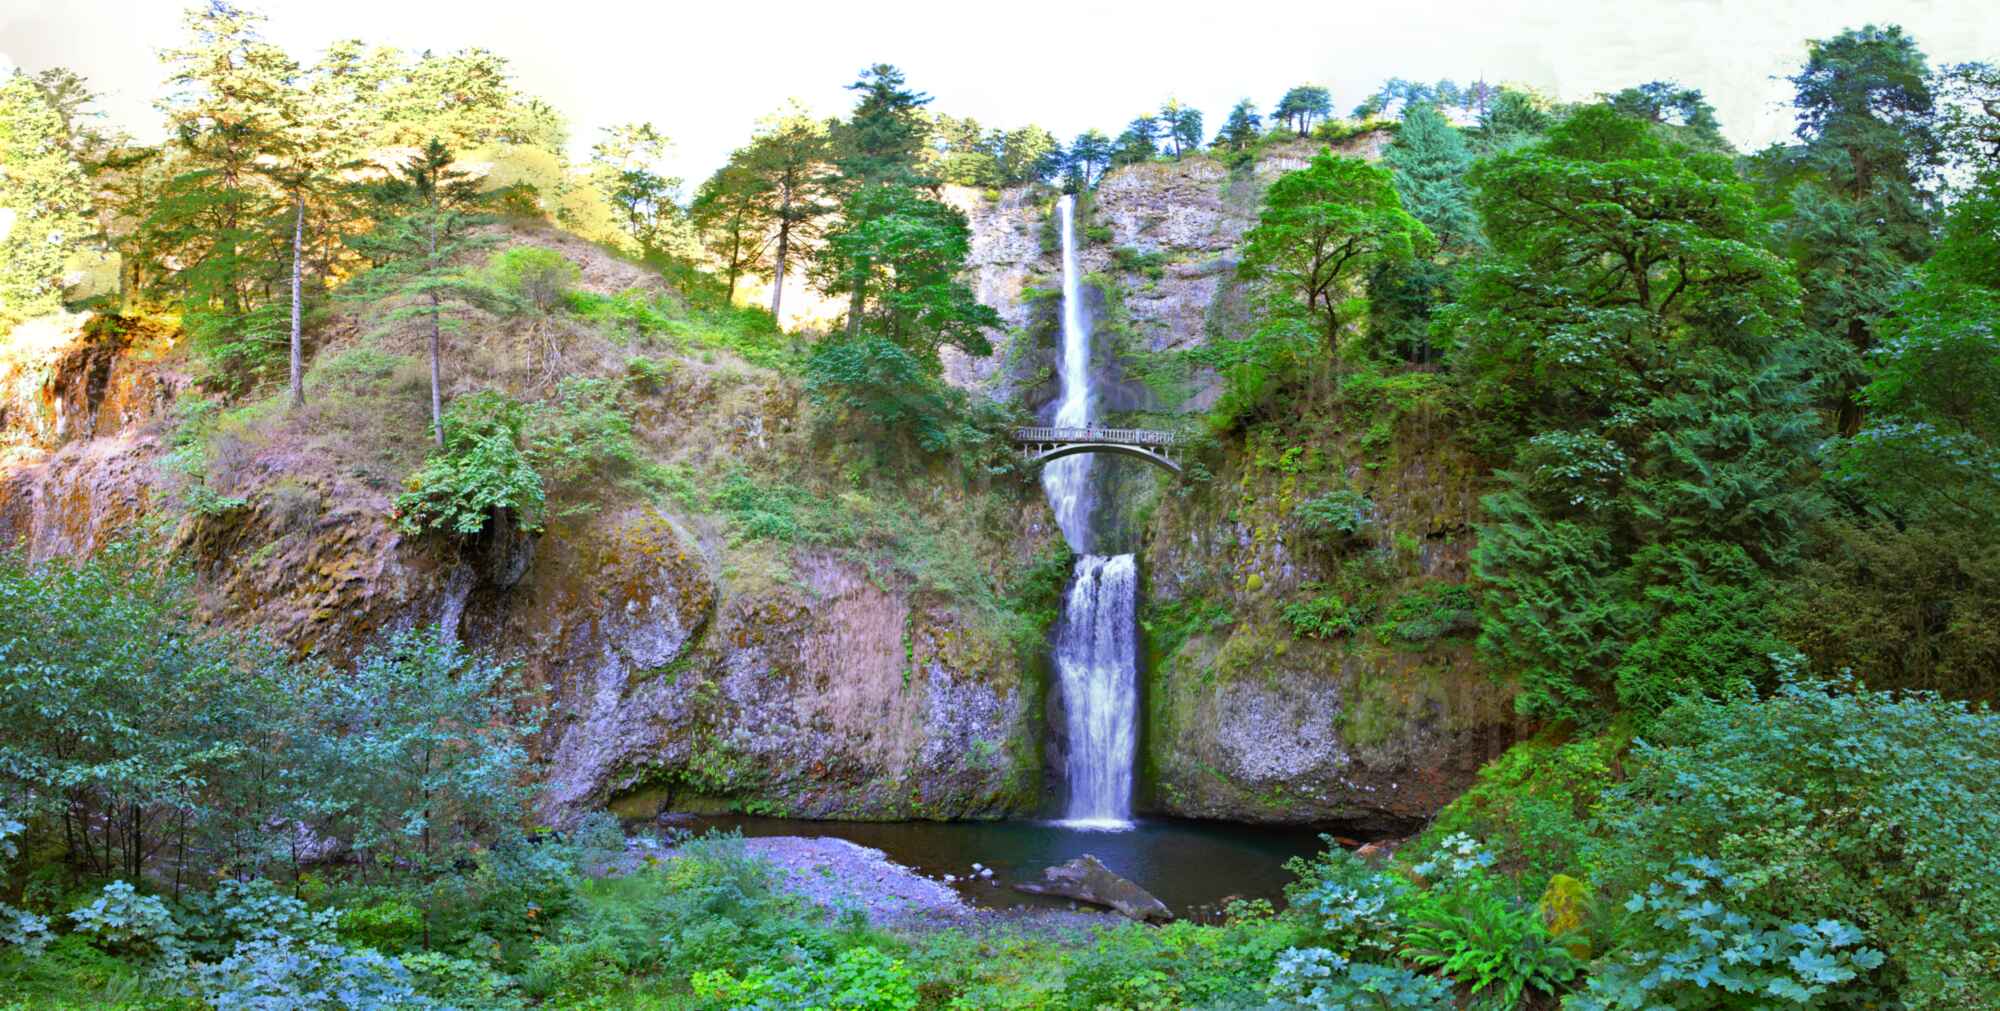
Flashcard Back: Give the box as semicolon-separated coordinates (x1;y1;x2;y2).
1140;417;1520;832
0;229;1054;827
0;132;1510;833
948;132;1519;831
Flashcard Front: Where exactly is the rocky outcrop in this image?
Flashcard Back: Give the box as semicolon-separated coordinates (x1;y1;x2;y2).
500;519;1041;823
1141;418;1522;832
0;224;1054;826
943;134;1392;411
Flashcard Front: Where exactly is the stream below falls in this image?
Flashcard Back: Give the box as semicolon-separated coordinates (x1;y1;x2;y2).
666;814;1331;917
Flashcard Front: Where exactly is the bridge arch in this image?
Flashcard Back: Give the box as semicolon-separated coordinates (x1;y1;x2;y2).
1012;426;1185;476
1022;441;1183;475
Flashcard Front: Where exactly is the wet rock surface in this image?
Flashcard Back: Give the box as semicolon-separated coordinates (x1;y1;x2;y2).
1016;854;1173;923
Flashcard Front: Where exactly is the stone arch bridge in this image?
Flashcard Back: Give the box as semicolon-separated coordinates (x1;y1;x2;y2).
1012;426;1184;475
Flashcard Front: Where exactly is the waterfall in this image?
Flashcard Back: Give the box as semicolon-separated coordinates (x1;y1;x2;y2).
1043;194;1139;829
1055;553;1139;827
1042;195;1095;551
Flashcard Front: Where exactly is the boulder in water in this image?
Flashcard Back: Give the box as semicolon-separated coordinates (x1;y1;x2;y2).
1015;854;1172;923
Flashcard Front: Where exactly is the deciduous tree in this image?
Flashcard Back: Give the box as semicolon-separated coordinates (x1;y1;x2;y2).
1238;152;1432;356
1448;106;1826;721
0;71;93;325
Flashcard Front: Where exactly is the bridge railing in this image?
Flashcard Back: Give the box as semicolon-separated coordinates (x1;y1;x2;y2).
1012;426;1181;447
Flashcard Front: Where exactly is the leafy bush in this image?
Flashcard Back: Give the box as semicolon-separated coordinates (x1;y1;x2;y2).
484;246;579;314
1379;583;1477;643
1142;595;1235;662
193;933;433;1010
1584;674;2000;1005
1296;490;1375;544
1400;853;1580;1009
1285;845;1409;958
448;836;586;963
568;288;793;369
521;931;627;1004
161;394;249;516
0;812;49;956
399;951;519;1007
1266;948;1454;1010
336;898;424;954
1567;859;1886;1010
624;354;673;394
1282;589;1361;640
525;376;645;508
319;627;539;881
69;882;184;964
804;335;975;453
179;879;338;962
694;945;920;1011
1110;245;1168;280
1050;917;1304;1011
1420;734;1621;889
394;391;545;536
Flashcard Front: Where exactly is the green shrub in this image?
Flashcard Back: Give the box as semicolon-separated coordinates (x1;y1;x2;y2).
485;246;579;314
624;355;673;394
1283;588;1361;639
1050;917;1304;1011
178;879;338;962
1400;841;1580;1009
804;335;972;453
1567;859;1886;1010
1285;845;1410;959
400;951;519;1007
394;391;545;536
694;945;920;1011
161;394;249;516
1266;947;1454;1010
1296;490;1375;543
711;471;810;544
1584;673;2000;1005
1110;245;1168;280
1143;595;1235;661
1379;583;1477;643
521;932;626;1004
0;812;49;956
68;882;183;964
193;933;433;1010
568;289;792;369
1420;733;1622;890
337;897;425;954
526;376;644;508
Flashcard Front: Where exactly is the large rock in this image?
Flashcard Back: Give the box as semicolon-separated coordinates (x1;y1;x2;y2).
1141;409;1523;831
1016;854;1172;923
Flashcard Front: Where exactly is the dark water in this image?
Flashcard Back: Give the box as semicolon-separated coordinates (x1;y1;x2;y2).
664;815;1334;917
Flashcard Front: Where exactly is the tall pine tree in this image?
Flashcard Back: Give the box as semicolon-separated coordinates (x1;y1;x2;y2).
149;1;301;387
346;140;499;447
1769;25;1939;434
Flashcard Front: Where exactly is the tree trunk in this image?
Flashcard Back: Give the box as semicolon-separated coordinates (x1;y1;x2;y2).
428;225;444;448
770;219;790;321
289;193;306;409
846;277;865;340
429;290;444;448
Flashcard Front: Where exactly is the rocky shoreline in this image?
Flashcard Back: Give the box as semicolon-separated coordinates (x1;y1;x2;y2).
642;834;1130;934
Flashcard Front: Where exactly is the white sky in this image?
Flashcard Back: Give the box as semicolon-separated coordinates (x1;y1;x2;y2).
3;0;1994;188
